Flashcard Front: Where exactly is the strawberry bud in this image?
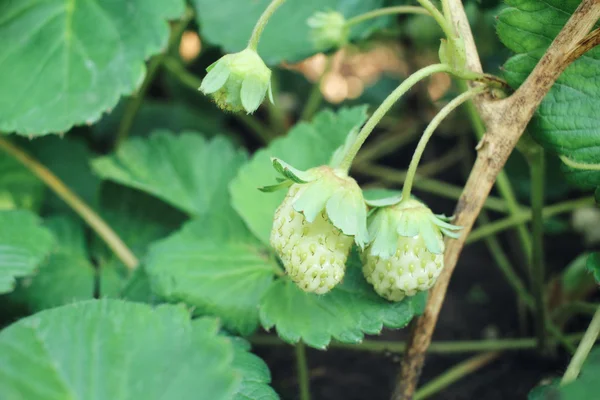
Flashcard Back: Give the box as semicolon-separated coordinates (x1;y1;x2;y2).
200;49;273;114
307;11;349;50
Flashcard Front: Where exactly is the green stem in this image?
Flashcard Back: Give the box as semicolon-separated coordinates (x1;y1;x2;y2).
162;57;274;143
339;63;452;172
414;0;455;41
247;0;286;51
251;333;584;353
295;342;311;400
562;307;600;385
553;302;600;321
300;55;334;121
345;6;431;27
0;138;138;270
115;11;192;147
467;197;595;244
401;85;485;201
529;148;549;352
266;73;287;133
479;214;534;308
415;352;501;400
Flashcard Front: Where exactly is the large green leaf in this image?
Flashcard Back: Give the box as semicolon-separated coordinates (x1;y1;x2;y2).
146;212;276;336
230;338;279;400
528;347;600;399
0;152;44;210
259;254;426;349
0;0;185;135
230;107;368;245
0;210;54;294
0;300;240;400
92;131;248;216
193;0;386;64
11;216;95;311
497;0;600;189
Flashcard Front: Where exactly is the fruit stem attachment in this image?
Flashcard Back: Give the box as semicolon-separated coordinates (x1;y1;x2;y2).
561;307;600;385
247;0;286;51
0;137;139;270
401;85;486;202
345;6;431;27
339;63;452;172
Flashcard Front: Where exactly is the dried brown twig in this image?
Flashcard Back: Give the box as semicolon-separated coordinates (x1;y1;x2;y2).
392;1;600;399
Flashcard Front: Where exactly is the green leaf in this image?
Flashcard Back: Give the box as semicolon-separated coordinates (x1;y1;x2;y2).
230;338;279;400
29;136;100;213
193;0;386;64
497;0;600;189
587;252;600;284
0;150;44;211
0;210;54;294
146;212;276;336
259;254;425;349
529;348;600;399
0;300;240;400
231;107;368;245
0;0;185;135
92;131;248;216
11;216;95;311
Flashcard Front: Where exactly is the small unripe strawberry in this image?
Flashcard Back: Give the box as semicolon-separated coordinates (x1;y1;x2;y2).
261;159;368;294
362;198;461;301
200;48;273;113
271;185;353;294
361;235;443;301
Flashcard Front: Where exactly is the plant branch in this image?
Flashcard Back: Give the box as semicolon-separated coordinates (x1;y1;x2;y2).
414;352;501;400
295;342;311;400
0;138;138;270
345;6;430;27
247;0;286;51
562;307;600;385
394;1;600;398
467;196;595;244
250;333;584;353
528;146;549;351
115;11;192;147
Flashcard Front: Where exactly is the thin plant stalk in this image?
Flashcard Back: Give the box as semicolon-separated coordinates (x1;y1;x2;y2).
0;138;138;270
467;197;595;243
529;149;549;352
115;11;192;147
415;352;501;400
562;307;600;384
345;6;430;27
339;63;452;172
300;55;333;121
295;342;311;400
247;0;286;50
401;86;485;202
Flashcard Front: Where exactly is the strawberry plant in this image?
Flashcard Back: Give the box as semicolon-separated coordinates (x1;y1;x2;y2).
0;0;599;399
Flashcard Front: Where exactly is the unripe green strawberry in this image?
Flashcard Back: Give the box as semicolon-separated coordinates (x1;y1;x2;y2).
261;159;368;294
200;48;273;114
271;184;353;294
307;11;349;50
362;198;460;301
361;234;443;301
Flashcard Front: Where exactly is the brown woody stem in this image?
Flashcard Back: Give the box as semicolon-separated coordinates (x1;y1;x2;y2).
393;1;600;398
